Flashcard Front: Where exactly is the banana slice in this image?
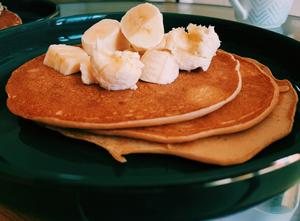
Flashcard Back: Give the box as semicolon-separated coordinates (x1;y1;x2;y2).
140;49;179;84
153;34;168;50
81;19;130;55
120;3;164;51
91;49;144;90
80;57;97;85
165;24;221;71
43;44;89;75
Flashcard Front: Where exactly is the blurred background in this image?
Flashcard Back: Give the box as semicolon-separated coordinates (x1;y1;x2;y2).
49;0;300;16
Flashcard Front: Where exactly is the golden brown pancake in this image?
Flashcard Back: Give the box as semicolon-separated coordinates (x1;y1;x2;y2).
0;8;22;30
237;55;290;93
87;55;279;143
50;81;298;166
6;50;241;129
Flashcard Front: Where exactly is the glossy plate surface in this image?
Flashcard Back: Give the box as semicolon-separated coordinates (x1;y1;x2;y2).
0;13;300;219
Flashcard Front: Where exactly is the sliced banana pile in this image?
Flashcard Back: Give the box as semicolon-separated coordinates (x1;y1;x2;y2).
43;3;221;91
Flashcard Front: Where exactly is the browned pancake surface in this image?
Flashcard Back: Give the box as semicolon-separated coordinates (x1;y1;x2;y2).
0;9;22;30
89;56;279;143
51;81;297;165
6;51;240;129
235;54;290;92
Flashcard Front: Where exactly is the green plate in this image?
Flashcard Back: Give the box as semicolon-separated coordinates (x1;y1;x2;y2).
0;13;300;220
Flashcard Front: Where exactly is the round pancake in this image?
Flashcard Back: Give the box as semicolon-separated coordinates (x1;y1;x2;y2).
6;50;241;129
0;8;22;30
88;55;280;143
51;81;297;165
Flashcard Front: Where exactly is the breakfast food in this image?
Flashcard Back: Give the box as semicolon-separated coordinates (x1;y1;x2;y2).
6;50;241;129
43;44;89;75
140;49;179;84
120;3;164;51
165;24;220;71
91;49;143;90
82;19;130;55
5;3;298;166
0;2;22;30
50;80;297;165
80;57;98;85
88;55;279;143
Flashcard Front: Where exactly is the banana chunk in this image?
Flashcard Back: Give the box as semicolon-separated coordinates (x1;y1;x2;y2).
120;3;164;51
43;44;89;75
165;24;221;71
91;49;144;90
80;57;97;85
141;49;179;84
153;34;167;50
82;19;130;55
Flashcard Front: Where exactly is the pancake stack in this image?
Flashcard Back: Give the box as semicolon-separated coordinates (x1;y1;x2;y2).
5;49;298;165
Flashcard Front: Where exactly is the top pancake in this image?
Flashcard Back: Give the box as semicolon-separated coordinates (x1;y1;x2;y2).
6;50;241;129
89;55;280;143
